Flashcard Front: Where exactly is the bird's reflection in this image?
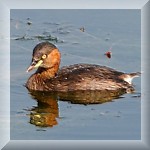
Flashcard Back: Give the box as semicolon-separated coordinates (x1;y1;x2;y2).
29;92;59;127
28;89;126;128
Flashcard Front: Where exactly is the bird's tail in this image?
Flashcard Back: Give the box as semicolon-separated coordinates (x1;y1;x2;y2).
119;72;141;84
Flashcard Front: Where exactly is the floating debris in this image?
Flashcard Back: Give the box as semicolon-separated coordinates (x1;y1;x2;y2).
105;33;111;41
13;34;64;43
34;35;58;42
105;38;110;41
131;94;141;98
26;17;32;25
104;51;112;59
27;21;32;25
15;35;26;40
79;27;85;32
104;47;112;59
15;34;34;40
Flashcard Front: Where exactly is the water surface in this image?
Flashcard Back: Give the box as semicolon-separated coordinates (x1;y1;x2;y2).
10;9;141;140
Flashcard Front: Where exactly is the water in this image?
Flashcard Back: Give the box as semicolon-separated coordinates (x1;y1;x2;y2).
10;9;141;140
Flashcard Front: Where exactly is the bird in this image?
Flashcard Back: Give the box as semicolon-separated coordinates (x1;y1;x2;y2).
25;42;140;93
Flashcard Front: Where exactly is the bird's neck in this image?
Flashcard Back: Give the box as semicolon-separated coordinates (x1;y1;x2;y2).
36;63;59;79
26;64;59;91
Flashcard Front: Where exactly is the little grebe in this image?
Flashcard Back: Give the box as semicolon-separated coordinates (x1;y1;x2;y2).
26;42;140;92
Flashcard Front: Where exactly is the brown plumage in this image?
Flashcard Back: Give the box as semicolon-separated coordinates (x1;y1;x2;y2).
26;42;140;93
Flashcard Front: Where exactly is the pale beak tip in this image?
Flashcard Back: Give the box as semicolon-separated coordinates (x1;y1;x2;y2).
26;65;34;73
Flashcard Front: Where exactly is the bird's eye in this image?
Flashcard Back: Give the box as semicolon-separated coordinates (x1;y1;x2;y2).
42;54;47;59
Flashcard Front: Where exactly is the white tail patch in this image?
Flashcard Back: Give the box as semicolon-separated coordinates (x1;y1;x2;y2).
119;72;141;84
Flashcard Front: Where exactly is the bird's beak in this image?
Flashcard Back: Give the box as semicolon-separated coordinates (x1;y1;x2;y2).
26;60;43;72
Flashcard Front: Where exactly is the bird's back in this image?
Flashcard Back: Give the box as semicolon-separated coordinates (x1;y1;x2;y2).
47;64;132;92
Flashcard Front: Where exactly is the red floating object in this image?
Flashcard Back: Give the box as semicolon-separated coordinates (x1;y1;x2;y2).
105;51;112;58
